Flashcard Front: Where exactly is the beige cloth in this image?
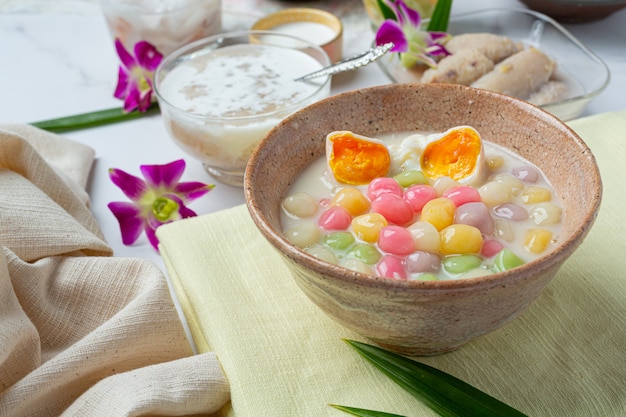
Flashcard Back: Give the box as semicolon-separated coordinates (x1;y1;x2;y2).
0;124;230;416
157;111;626;417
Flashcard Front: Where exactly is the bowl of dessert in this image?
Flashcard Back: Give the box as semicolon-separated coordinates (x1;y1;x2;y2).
153;30;331;187
244;83;602;355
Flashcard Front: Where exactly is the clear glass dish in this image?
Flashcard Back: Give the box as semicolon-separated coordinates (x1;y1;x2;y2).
376;8;610;121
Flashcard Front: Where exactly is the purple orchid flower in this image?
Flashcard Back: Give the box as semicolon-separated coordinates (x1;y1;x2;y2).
113;39;163;113
108;159;214;251
375;0;450;68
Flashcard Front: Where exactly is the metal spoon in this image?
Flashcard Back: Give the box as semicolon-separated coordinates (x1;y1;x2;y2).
295;42;394;82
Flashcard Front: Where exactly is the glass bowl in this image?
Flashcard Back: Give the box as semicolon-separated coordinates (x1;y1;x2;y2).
376;8;610;121
100;0;222;57
154;30;331;187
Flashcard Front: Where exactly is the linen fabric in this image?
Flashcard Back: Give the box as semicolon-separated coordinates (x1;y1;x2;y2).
157;111;626;417
0;124;230;416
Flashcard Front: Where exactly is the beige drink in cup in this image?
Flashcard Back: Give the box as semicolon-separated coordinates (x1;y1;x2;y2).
154;31;331;187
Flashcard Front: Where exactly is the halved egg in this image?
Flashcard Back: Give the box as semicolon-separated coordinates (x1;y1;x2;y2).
388;133;430;174
420;126;485;185
326;131;391;185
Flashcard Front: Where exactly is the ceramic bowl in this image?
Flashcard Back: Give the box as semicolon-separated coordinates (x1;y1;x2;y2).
520;0;626;22
251;8;343;63
244;83;602;355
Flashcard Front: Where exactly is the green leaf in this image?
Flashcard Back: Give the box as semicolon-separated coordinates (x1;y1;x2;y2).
343;339;528;417
30;102;160;133
330;404;407;417
426;0;453;32
376;0;396;21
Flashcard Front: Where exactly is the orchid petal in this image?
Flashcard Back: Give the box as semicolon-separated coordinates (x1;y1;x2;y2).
147;213;168;230
429;31;450;42
398;0;421;27
115;38;137;70
178;203;198;219
140;159;185;189
174;181;214;202
123;88;140;113
137;90;153;113
109;168;147;201
376;20;408;52
114;67;130;100
427;44;450;57
108;201;146;245
134;41;163;71
145;226;160;251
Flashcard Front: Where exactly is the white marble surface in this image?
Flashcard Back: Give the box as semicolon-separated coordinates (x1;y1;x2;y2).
1;0;625;272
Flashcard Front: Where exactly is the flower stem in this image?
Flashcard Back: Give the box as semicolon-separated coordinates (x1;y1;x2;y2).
30;102;160;133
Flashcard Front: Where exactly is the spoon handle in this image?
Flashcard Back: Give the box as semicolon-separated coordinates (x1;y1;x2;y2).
295;42;394;82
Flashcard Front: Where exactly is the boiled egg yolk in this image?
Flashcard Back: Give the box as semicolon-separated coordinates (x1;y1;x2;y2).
326;131;390;185
421;126;484;185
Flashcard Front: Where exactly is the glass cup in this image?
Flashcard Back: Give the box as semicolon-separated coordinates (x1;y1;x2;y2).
100;0;222;57
153;31;332;187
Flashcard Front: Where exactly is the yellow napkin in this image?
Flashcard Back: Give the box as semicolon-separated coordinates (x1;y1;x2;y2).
0;125;230;416
157;111;626;417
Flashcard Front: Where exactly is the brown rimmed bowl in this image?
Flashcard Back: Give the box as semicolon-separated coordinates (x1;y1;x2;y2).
244;83;602;355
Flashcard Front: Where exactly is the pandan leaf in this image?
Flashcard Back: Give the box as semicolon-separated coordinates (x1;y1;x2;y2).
343;339;528;417
31;102;159;133
330;404;407;417
426;0;453;32
376;0;396;21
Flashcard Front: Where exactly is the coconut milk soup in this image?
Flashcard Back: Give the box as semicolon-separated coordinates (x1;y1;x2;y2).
154;37;330;187
280;128;563;281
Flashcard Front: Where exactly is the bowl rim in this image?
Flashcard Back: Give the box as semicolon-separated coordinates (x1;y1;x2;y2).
250;7;344;48
153;29;332;122
520;0;626;7
244;83;603;292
